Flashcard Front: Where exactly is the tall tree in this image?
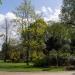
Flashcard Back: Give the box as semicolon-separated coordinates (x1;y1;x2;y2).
21;19;47;63
16;0;35;65
2;18;9;62
61;0;75;25
16;0;35;31
45;23;70;66
1;18;16;62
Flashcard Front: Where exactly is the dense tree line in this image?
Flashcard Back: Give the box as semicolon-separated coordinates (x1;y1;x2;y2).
1;0;75;68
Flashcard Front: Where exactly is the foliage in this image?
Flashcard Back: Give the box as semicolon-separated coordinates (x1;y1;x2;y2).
61;0;75;25
21;19;47;61
44;23;71;66
9;49;20;62
16;0;36;65
48;23;70;39
2;42;11;61
45;23;70;54
17;0;35;19
33;56;50;67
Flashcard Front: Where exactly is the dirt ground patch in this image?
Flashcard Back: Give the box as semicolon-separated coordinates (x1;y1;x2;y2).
0;71;75;75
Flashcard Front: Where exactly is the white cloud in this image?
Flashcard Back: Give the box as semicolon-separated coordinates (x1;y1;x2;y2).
0;12;17;25
42;6;47;14
47;7;53;13
35;10;41;14
0;12;17;50
6;12;16;20
0;14;5;24
0;14;5;21
36;6;61;22
49;8;61;22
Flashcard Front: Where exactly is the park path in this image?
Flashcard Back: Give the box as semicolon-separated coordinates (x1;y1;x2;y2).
0;71;75;75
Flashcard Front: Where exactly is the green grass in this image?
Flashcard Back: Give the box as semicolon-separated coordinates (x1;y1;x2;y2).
0;60;64;72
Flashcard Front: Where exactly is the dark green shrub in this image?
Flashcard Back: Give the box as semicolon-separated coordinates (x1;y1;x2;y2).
65;66;75;71
33;56;50;67
33;56;67;67
68;57;75;66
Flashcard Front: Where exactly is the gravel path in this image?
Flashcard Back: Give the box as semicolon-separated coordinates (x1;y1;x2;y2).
0;71;75;75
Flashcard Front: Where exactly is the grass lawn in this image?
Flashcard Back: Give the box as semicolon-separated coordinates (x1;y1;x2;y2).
0;60;64;72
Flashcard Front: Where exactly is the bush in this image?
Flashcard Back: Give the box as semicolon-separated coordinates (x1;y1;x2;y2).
9;49;20;63
64;56;75;71
33;56;67;67
68;56;75;66
33;56;50;67
65;66;75;71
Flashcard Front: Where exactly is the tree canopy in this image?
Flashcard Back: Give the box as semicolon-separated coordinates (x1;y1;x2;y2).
61;0;75;25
